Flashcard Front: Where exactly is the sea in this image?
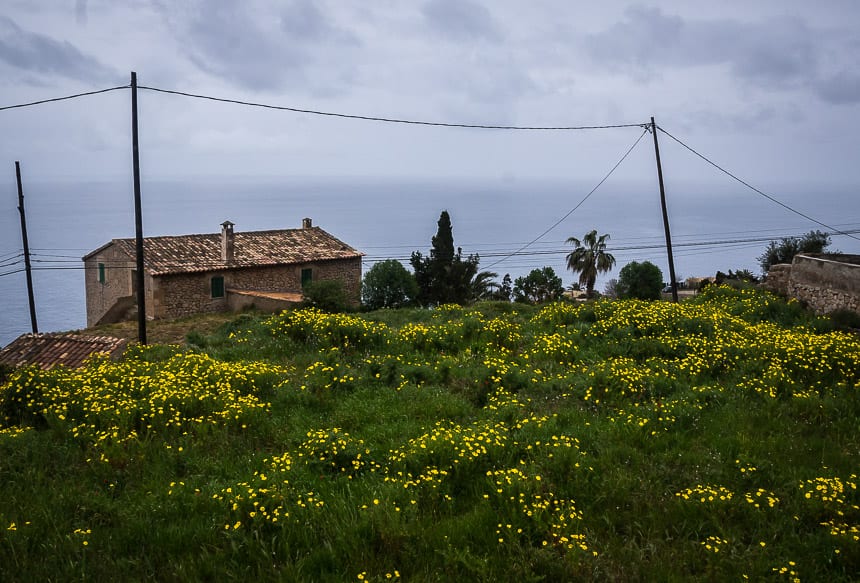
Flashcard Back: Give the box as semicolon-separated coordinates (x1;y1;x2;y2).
1;176;857;347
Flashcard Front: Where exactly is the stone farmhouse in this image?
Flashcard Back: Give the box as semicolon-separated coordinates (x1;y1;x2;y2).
83;219;363;327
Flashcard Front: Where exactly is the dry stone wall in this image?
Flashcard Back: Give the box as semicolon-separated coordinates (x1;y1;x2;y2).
761;264;791;296
787;254;860;315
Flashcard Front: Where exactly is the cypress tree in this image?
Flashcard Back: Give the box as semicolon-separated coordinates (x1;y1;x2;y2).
411;210;480;306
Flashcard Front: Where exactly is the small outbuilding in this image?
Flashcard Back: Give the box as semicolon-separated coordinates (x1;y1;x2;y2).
0;333;127;370
82;219;363;326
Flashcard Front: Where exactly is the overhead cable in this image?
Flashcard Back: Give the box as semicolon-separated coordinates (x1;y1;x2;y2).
139;85;648;131
0;86;129;112
485;127;650;270
0;251;24;262
0;257;24;269
363;228;860;265
657;126;860;243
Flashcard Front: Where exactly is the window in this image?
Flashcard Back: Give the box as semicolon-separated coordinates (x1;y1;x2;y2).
301;268;313;287
98;263;105;284
211;276;225;298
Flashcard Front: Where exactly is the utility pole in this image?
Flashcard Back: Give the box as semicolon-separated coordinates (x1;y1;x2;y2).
131;71;147;344
651;117;679;303
15;161;38;333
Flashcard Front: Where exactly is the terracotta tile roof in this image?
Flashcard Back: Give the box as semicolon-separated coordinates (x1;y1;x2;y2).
85;225;363;276
0;333;127;370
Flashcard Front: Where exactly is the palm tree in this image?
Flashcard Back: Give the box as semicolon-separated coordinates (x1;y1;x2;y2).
565;230;616;297
469;270;500;302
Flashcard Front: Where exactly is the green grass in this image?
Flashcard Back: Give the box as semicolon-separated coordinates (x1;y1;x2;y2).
1;290;859;581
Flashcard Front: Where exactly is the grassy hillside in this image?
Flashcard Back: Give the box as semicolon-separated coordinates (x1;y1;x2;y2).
1;286;859;581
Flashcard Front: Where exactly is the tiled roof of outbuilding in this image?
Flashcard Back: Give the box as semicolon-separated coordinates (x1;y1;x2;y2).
84;226;363;276
0;333;127;370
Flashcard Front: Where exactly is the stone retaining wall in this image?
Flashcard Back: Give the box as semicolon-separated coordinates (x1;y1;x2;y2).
760;264;791;296
786;254;860;315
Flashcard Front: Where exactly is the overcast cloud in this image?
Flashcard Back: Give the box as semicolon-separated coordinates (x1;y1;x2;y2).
585;5;860;105
421;0;502;42
0;15;115;84
0;1;859;182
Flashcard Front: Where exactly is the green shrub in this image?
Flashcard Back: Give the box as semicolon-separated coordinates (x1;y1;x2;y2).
830;308;860;330
0;362;14;385
617;260;663;300
303;279;351;313
361;259;419;310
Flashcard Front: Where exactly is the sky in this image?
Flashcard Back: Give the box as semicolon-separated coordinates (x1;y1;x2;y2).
1;0;859;184
1;0;859;322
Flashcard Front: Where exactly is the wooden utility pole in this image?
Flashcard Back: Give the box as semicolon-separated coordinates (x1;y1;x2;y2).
651;117;679;303
15;161;38;333
131;72;147;344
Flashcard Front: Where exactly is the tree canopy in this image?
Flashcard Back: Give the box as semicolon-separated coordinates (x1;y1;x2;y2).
617;261;663;300
565;230;616;297
512;267;564;304
757;230;831;273
492;274;513;302
410;211;481;306
361;259;419;310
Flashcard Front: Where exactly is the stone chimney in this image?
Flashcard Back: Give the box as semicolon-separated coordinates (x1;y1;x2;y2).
302;217;313;229
221;221;235;262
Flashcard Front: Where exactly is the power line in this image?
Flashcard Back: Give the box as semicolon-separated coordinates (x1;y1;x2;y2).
485;127;650;270
2;82;853;275
30;253;86;260
0;257;24;269
0;86;128;112
362;228;860;266
0;251;24;262
139;85;649;131
24;217;859;257
657;125;860;243
25;225;855;273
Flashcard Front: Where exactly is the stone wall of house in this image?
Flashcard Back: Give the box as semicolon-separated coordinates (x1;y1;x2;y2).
150;257;362;320
150;272;229;319
85;246;137;327
786;254;860;315
307;257;362;305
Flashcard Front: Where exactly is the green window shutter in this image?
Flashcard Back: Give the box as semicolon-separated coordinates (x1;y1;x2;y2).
98;263;105;284
211;276;225;298
301;268;313;287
